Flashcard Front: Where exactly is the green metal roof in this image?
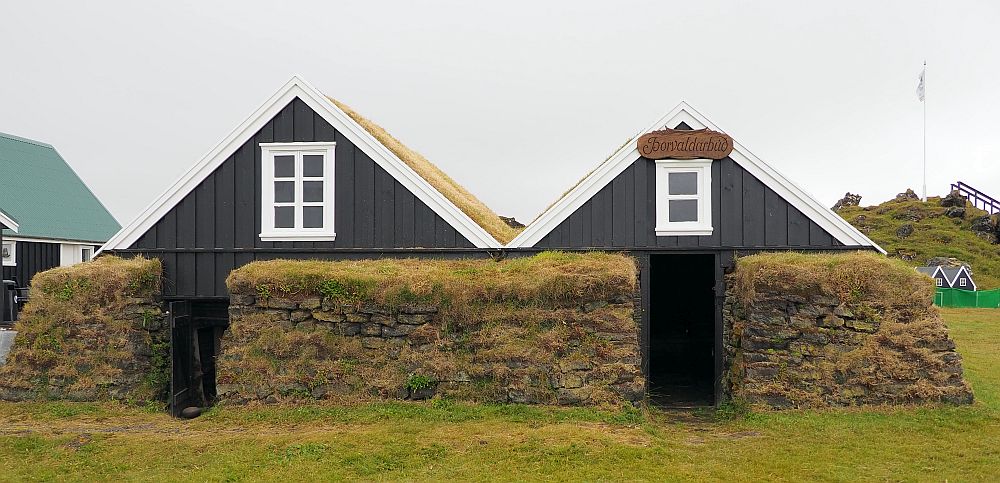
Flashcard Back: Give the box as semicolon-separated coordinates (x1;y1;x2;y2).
0;132;120;243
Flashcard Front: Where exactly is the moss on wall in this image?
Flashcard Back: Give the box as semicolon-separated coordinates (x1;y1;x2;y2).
220;252;643;406
724;251;973;409
0;256;167;403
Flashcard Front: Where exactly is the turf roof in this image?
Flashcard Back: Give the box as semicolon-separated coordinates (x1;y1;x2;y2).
328;98;521;245
0;132;120;242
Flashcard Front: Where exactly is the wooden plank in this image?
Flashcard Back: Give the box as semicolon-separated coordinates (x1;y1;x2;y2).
395;180;415;248
253;121;274;249
195;179;215;248
719;158;743;247
787;205;810;246
742;174;766;246
354;150;375;247
334;129;355;247
623;164;635;246
196;252;215;297
176;194;196;249
374;166;395;247
220;149;240;249
293;98;313;142
176;252;196;297
700;158;722;247
580;200;593;248
414;202;435;247
215;252;235;296
274;102;294;142
633;159;649;247
435;216;456;247
809;220;834;247
764;187;788;246
157;210;177;249
612;173;627;247
569;209;585;247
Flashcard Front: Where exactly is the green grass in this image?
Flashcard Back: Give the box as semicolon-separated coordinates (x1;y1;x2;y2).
0;308;997;481
838;196;1000;289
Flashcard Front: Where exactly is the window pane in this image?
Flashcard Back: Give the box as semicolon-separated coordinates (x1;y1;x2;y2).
668;172;698;195
303;155;324;177
274;181;295;203
274;155;295;178
274;206;295;228
669;199;698;222
303;181;324;202
303;206;324;228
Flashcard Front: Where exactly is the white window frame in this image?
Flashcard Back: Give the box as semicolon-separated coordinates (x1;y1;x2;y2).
936;278;943;287
959;277;967;287
81;246;93;262
2;241;15;267
259;142;337;241
654;159;713;236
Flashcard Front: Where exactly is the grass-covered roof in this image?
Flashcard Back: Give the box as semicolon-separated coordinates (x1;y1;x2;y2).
328;98;521;244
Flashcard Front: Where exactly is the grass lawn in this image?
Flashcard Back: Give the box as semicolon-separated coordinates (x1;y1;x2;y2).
0;307;997;482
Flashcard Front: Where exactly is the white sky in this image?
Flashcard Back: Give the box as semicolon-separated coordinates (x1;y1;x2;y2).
2;1;999;226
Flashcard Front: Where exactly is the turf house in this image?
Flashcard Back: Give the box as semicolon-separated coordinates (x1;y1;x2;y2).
0;132;121;322
26;75;963;414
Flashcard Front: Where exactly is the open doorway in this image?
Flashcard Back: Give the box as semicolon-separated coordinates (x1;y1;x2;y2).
648;254;716;407
169;300;229;416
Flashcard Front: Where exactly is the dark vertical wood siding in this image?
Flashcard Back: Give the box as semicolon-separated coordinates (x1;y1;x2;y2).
535;157;847;250
2;241;64;285
121;98;477;298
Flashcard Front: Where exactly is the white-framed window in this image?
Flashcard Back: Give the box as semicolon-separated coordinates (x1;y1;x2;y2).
654;159;713;236
259;142;337;241
936;278;943;287
959;278;967;287
81;246;93;262
2;241;15;267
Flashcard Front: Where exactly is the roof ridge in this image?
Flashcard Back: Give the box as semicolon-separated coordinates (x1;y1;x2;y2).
0;131;54;149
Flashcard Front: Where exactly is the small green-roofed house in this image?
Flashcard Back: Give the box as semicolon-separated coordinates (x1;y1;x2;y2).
0;132;120;320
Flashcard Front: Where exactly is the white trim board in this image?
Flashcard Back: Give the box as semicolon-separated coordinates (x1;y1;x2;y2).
0;209;18;233
508;102;886;253
99;76;502;253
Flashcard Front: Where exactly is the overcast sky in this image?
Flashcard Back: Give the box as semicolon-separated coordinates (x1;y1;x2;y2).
3;1;999;226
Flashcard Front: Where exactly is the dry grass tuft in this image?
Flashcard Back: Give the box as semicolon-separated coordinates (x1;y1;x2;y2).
329;97;521;244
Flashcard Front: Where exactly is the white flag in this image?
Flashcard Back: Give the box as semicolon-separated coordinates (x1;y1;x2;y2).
917;67;925;102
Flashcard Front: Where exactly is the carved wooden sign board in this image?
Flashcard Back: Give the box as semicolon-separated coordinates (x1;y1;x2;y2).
637;128;734;160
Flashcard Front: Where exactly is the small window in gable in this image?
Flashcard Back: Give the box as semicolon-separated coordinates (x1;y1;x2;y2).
936;278;943;287
2;241;14;267
959;277;967;287
655;159;713;236
260;142;337;241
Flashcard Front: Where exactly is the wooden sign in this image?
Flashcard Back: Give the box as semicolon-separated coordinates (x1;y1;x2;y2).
637;128;733;160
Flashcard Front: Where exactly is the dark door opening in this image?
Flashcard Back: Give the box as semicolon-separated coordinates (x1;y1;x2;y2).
169;300;229;416
648;254;716;407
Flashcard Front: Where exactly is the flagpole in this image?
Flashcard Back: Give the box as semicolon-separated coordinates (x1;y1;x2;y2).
922;61;927;202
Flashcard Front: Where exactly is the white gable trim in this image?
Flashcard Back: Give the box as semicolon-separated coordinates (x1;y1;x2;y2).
0;209;17;233
100;76;500;253
508;102;886;253
944;266;977;291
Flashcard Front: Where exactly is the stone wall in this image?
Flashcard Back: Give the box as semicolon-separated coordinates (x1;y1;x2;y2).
0;256;167;403
723;252;973;409
218;255;643;406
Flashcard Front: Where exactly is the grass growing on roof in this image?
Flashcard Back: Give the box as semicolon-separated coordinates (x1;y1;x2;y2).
329;97;521;244
227;251;637;314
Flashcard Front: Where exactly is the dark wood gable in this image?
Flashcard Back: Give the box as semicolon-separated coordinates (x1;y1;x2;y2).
122;98;475;297
534;156;842;250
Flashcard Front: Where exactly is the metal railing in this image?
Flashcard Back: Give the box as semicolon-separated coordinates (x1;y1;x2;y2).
950;181;1000;215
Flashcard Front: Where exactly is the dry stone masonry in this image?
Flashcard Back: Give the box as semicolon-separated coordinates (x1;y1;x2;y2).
218;255;644;406
723;252;973;409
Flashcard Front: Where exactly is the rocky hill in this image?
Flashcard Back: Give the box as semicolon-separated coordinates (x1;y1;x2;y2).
834;189;1000;289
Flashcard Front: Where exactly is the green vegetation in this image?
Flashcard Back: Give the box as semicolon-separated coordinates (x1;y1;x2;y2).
227;251;638;321
0;308;996;480
838;195;1000;288
330;97;521;244
0;256;165;402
